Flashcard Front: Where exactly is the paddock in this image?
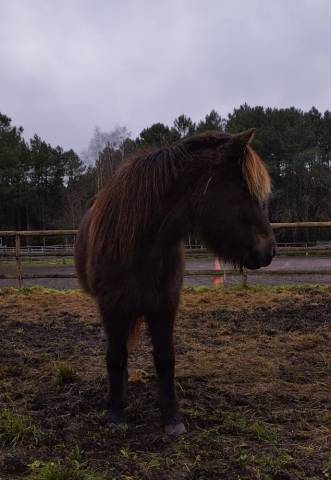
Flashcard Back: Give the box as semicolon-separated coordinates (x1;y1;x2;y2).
0;285;330;479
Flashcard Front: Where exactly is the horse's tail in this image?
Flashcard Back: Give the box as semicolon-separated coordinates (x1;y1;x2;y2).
127;316;144;352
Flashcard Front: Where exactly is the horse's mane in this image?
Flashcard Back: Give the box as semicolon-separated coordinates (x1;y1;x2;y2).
88;144;190;258
87;134;271;261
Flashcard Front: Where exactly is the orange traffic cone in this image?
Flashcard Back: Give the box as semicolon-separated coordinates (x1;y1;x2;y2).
213;257;223;286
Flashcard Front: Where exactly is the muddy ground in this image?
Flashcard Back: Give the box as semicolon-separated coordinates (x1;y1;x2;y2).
0;285;330;479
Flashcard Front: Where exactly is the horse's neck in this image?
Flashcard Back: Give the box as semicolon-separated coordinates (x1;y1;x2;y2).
154;186;194;248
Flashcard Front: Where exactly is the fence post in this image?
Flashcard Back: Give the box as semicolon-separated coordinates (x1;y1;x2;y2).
15;234;23;288
241;266;248;288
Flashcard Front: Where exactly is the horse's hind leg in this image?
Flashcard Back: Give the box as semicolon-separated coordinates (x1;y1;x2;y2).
146;307;186;435
99;302;132;424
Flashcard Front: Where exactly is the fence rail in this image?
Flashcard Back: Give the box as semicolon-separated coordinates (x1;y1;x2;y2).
0;222;331;238
1;245;331;258
0;222;330;288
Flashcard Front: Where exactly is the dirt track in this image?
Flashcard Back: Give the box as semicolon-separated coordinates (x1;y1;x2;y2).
1;256;331;289
0;286;330;479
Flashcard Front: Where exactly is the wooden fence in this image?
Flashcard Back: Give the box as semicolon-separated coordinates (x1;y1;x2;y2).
0;222;330;288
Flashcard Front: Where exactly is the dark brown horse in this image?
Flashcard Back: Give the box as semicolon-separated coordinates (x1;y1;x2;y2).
75;129;275;434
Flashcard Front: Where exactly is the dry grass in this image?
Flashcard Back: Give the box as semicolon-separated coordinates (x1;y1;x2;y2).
0;285;330;479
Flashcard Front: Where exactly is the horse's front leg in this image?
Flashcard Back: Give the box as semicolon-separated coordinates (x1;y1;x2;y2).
146;308;186;435
99;303;132;424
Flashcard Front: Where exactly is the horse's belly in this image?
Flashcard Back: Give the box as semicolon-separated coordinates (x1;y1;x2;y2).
93;252;183;314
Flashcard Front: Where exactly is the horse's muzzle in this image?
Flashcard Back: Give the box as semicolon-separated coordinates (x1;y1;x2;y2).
244;243;276;270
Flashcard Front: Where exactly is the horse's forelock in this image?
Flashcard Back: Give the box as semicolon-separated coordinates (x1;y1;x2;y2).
242;145;271;202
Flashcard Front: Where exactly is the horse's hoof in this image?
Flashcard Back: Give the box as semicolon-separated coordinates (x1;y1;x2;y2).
164;422;187;435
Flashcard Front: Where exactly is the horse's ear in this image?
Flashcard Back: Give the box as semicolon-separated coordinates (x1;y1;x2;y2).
225;128;255;158
232;128;255;146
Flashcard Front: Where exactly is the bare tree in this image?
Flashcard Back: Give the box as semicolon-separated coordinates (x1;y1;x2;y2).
82;126;131;190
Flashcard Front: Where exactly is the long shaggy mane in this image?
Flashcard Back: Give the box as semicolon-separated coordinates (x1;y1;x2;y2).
88;145;190;259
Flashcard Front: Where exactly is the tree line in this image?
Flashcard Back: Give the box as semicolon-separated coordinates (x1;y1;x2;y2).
0;106;330;242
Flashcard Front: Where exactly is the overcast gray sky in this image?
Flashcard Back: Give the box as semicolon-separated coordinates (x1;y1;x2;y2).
1;0;330;153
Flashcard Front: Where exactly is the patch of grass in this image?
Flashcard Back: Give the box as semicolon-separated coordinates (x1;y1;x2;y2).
53;361;78;386
192;285;212;293
17;286;68;295
218;412;277;442
139;453;163;471
119;449;164;477
248;421;277;442
28;459;105;480
185;283;331;294
0;409;41;446
229;448;296;478
0;286;80;295
253;449;295;476
225;283;330;294
182;408;277;443
108;423;129;434
120;448;137;460
182;406;206;419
